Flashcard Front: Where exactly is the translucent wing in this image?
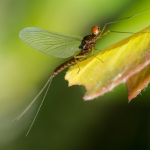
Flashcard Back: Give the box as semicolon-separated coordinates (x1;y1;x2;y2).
19;27;83;58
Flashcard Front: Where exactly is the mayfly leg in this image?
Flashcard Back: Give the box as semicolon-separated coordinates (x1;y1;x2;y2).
99;8;150;37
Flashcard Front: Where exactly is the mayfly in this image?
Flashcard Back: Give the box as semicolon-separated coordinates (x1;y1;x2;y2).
16;8;150;136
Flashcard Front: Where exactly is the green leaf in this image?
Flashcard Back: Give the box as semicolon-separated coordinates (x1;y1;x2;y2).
65;26;150;101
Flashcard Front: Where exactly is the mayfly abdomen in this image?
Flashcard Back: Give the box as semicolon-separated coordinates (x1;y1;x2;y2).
52;51;88;76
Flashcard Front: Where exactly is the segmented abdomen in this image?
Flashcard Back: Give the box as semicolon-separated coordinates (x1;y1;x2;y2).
52;49;91;76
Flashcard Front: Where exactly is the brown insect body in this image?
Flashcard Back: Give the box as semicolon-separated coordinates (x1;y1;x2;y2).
79;34;99;51
52;30;100;76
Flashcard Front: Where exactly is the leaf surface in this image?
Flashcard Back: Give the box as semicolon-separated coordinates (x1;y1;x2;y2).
65;26;150;101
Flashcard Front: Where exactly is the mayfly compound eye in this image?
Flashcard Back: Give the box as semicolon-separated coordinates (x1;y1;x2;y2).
91;26;101;35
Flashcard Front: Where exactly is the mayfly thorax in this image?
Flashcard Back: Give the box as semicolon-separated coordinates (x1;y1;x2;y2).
16;8;150;136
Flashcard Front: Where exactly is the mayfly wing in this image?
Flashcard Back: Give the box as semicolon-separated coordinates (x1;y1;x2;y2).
19;27;83;58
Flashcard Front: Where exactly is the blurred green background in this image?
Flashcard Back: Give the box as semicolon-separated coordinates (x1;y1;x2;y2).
0;0;150;149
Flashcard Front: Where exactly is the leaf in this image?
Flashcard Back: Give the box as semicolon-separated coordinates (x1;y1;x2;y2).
126;64;150;101
65;26;150;101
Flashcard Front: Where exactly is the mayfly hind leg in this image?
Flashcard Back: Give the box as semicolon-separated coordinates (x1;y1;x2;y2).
90;48;104;63
73;55;87;74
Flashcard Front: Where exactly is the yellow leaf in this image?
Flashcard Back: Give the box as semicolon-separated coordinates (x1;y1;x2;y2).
126;64;150;101
65;26;150;101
